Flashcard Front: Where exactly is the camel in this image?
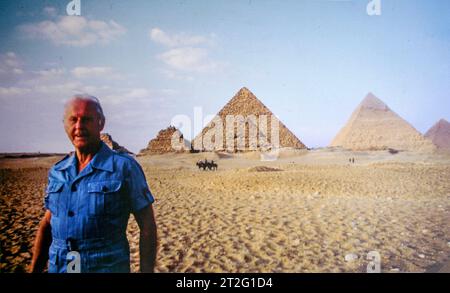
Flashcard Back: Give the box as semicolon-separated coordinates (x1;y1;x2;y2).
196;159;218;171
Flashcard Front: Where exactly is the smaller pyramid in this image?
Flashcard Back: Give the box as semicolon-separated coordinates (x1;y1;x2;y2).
330;93;435;151
424;119;450;149
100;133;132;154
139;126;190;155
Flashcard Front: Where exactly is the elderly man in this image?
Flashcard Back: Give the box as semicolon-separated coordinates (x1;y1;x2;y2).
29;94;157;273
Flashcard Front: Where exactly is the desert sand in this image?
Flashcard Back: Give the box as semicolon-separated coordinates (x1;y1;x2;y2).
1;148;449;273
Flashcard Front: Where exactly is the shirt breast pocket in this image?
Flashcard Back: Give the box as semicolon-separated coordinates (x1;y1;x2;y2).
87;180;123;217
45;182;64;216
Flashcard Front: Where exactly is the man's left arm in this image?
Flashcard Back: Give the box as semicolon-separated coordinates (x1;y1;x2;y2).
134;204;157;273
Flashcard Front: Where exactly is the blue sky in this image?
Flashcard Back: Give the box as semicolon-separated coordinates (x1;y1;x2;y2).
0;0;449;152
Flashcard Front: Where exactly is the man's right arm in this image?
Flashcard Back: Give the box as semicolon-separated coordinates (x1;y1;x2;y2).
29;210;52;273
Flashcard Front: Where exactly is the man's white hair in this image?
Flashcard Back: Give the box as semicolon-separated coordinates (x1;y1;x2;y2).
64;94;105;121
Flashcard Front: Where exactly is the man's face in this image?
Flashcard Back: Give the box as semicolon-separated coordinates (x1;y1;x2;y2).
64;99;104;152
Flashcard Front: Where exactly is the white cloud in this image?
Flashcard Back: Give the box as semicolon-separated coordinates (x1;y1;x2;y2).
158;88;179;96
103;88;152;105
0;52;24;76
101;87;181;106
34;68;66;79
79;85;111;94
71;66;123;79
35;81;85;96
159;68;194;81
149;27;216;48
19;16;126;47
124;88;150;99
0;52;180;153
0;63;128;100
16;67;67;88
0;87;31;97
150;28;224;79
158;47;222;73
0;51;178;153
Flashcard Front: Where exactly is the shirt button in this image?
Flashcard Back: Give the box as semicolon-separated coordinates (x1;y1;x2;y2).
68;211;75;217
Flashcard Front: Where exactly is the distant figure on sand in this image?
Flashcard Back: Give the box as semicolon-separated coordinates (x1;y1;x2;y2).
196;160;206;170
29;94;157;273
196;159;218;171
210;160;218;171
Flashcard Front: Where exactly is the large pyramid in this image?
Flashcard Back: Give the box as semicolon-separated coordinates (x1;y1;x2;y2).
139;126;190;155
192;87;306;152
100;133;132;154
330;93;435;151
424;119;450;149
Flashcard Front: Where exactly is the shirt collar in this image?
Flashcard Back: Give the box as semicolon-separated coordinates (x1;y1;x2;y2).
90;142;114;172
55;142;114;172
54;153;76;171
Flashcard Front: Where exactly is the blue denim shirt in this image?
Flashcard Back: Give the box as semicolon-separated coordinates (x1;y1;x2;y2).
44;142;154;273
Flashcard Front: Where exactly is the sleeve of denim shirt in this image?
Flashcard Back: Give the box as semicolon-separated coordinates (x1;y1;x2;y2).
126;159;155;213
44;167;58;211
44;179;49;210
44;170;54;210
